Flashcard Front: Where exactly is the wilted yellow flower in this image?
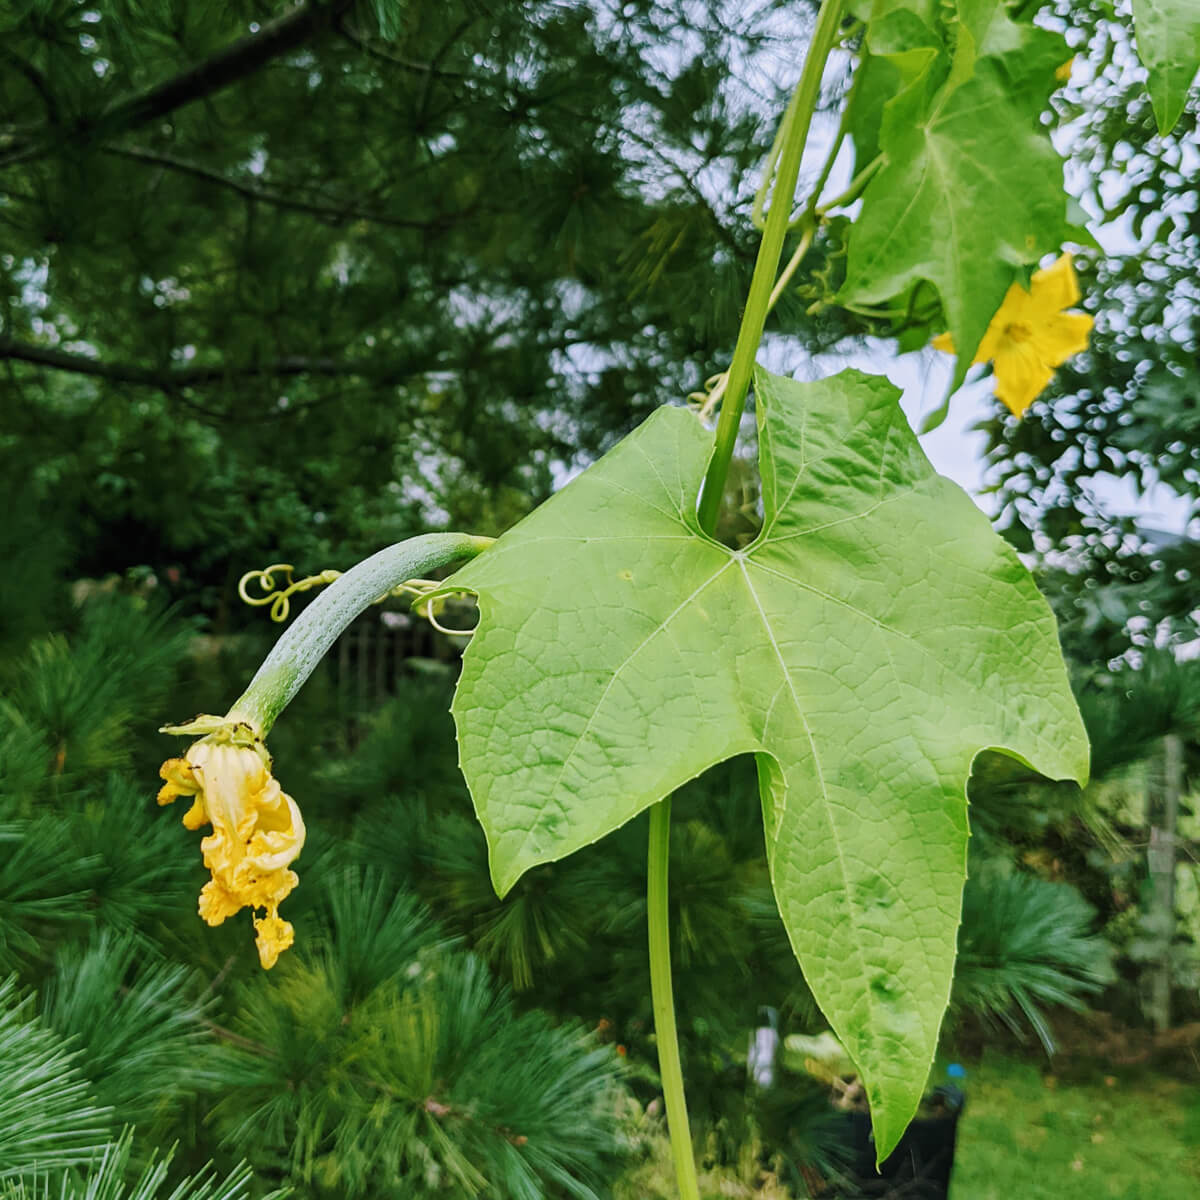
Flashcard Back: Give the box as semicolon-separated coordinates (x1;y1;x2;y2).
158;718;304;969
933;253;1093;417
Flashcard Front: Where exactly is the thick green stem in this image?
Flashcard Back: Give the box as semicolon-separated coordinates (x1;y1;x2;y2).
696;0;846;536
653;6;846;1196
233;532;493;733
647;797;699;1200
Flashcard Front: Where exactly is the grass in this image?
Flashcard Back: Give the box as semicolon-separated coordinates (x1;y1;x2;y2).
611;1052;1200;1198
949;1053;1200;1199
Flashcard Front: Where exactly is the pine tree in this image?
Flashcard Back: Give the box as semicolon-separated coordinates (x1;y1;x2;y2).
0;0;848;607
5;2;1198;1193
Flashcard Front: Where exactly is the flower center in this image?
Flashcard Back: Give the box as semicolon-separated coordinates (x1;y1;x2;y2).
1003;321;1034;344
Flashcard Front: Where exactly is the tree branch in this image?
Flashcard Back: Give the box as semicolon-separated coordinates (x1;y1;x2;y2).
337;24;470;80
418;17;477;121
0;46;60;121
0;0;353;168
101;145;440;230
0;337;437;389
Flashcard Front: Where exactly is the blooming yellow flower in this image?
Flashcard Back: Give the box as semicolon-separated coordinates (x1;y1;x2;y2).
933;254;1093;417
157;718;304;969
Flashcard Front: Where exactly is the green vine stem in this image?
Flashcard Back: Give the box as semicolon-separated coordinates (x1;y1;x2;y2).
232;532;493;734
797;46;862;227
697;0;846;534
768;222;817;311
695;221;816;422
814;153;883;217
649;3;847;1196
647;797;698;1200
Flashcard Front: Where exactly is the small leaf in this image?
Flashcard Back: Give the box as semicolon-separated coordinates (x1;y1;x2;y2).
1131;0;1200;133
840;12;1076;384
843;2;947;174
918;392;953;433
441;366;1087;1157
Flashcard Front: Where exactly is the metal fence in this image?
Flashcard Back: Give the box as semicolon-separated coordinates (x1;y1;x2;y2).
328;610;466;715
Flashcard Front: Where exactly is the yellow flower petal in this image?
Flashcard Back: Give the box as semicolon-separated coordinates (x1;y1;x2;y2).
181;797;208;831
992;342;1056;417
157;758;198;806
929;253;1092;419
198;878;243;926
233;866;299;913
157;721;304;967
1030;311;1094;367
254;913;295;970
1029;253;1081;313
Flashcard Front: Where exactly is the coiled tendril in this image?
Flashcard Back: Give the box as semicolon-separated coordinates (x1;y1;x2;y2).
238;564;475;635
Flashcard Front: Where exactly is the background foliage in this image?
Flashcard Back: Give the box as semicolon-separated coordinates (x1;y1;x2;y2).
2;0;1199;1195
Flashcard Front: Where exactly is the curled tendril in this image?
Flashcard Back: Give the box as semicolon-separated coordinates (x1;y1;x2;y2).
412;588;477;637
686;372;728;422
237;565;477;637
238;564;341;623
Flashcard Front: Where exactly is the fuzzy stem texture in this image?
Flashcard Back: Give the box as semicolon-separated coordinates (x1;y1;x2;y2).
233;533;493;733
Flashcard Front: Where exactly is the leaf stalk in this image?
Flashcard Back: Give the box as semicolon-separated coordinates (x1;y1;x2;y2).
651;6;847;1195
646;796;699;1200
696;0;847;536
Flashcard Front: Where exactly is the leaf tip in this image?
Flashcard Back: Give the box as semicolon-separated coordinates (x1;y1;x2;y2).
866;1079;928;1169
488;850;520;902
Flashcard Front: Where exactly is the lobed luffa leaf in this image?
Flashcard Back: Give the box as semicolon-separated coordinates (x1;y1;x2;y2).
439;365;1088;1156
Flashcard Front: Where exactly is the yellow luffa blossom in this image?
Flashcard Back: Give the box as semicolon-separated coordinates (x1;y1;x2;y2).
933;253;1094;417
157;719;305;968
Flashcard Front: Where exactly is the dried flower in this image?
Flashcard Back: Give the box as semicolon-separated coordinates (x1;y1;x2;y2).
158;717;304;968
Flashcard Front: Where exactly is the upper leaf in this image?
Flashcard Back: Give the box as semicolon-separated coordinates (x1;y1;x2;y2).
440;366;1087;1156
844;0;948;172
839;5;1075;384
1131;0;1200;133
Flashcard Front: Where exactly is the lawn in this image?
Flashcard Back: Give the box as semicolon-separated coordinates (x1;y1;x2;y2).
949;1054;1200;1199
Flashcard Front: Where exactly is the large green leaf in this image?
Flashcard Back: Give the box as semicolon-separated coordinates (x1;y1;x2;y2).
440;366;1088;1155
1131;0;1200;134
839;8;1074;383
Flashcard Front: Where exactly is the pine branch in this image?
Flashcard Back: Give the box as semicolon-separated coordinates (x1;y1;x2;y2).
0;330;605;396
0;978;112;1177
0;338;441;390
0;1;354;169
571;110;744;258
337;24;470;80
0;47;59;121
0;1128;277;1200
100;146;445;230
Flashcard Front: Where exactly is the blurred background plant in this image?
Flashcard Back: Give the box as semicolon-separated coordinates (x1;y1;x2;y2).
1;566;1194;1195
2;0;1199;1195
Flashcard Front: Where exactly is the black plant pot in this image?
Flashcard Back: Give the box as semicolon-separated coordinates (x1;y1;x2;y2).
825;1086;965;1199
